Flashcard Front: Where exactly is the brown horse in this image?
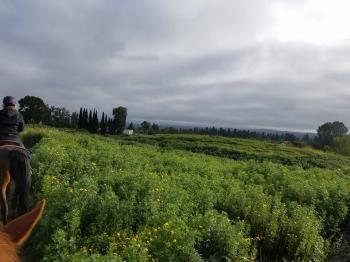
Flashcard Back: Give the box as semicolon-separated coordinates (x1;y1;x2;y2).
0;199;45;262
0;141;31;224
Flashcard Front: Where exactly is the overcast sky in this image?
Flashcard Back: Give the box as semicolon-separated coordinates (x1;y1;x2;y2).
1;0;350;131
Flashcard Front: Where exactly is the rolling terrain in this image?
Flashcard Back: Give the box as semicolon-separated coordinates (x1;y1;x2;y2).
117;134;350;169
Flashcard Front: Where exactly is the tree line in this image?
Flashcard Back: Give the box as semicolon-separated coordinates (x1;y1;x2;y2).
138;121;298;141
136;121;349;149
15;96;349;150
17;96;127;135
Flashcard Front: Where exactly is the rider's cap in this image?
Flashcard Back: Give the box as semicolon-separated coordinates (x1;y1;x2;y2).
3;96;16;106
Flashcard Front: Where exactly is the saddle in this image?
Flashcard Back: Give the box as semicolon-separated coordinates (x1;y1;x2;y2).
0;141;22;147
0;140;29;159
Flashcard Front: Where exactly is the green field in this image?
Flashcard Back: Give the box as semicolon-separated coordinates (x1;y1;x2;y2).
21;127;350;261
116;134;350;170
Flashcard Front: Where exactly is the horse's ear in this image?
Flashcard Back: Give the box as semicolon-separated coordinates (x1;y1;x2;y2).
2;199;45;246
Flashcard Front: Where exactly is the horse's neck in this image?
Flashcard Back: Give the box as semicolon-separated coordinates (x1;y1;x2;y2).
0;232;19;262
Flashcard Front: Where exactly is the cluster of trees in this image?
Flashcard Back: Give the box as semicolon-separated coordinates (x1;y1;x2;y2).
49;106;76;128
18;96;75;128
76;107;127;135
315;121;348;149
138;121;159;134
77;108;102;133
17;96;127;136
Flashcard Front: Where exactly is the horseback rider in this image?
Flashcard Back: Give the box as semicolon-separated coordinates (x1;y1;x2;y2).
0;96;25;146
0;96;31;217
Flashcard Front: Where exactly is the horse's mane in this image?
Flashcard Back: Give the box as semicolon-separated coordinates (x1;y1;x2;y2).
0;232;19;262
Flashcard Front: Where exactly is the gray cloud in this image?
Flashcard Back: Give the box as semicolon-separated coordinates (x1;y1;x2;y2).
1;0;350;132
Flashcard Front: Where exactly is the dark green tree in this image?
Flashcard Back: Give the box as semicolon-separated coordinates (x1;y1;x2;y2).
82;109;88;129
95;110;99;133
107;118;111;134
71;112;79;129
151;123;160;132
88;110;93;132
91;110;99;133
78;108;83;129
141;121;151;134
104;115;108;133
128;122;134;130
113;106;127;135
108;118;116;135
18;96;50;124
49;106;71;128
316;121;348;148
332;121;348;137
100;112;106;135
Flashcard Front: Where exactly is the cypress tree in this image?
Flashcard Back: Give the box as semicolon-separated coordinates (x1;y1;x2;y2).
82;108;88;129
92;109;99;133
82;109;85;129
112;106;127;135
85;109;89;129
107;118;111;134
108;118;111;135
88;110;93;132
100;112;104;134
96;110;99;132
104;115;108;134
92;110;95;133
101;112;106;135
78;107;83;129
108;117;115;135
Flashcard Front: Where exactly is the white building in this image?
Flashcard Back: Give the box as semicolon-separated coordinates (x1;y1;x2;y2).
123;129;134;135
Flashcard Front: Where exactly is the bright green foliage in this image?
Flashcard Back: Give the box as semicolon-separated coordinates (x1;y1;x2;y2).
20;127;350;261
333;135;350;156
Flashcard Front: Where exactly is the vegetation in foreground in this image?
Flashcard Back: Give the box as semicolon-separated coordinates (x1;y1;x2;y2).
21;127;350;261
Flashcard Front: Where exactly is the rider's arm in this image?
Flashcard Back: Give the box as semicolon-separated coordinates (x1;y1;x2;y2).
18;113;24;132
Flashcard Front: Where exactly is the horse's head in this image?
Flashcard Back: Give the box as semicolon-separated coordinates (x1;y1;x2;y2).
0;200;45;262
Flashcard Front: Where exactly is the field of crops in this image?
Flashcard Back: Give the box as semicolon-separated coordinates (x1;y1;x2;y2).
117;134;350;170
21;127;350;261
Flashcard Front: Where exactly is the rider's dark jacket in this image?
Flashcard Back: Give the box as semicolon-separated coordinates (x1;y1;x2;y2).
0;107;24;144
